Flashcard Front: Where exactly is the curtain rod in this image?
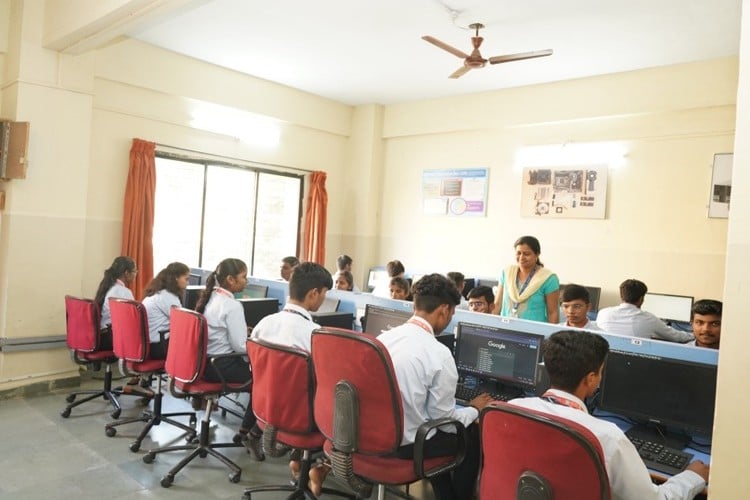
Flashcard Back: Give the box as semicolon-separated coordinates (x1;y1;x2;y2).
154;142;313;175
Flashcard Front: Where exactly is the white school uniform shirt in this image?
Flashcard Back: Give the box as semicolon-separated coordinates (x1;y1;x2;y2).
596;303;693;342
100;280;134;329
142;289;181;343
558;319;601;331
510;389;706;500
250;303;320;353
378;316;479;445
203;287;247;356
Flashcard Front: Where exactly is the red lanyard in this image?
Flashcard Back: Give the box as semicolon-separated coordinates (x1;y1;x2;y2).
214;287;234;298
116;279;126;287
407;317;433;335
541;391;585;412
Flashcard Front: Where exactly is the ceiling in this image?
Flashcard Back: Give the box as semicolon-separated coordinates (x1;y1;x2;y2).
128;0;743;106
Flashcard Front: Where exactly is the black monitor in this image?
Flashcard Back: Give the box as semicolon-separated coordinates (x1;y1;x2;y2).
188;273;202;286
240;284;269;299
311;311;354;329
455;322;544;391
363;304;411;336
462;278;476;300
476;278;499;290
641;293;694;323
238;298;279;328
598;350;717;443
183;285;205;310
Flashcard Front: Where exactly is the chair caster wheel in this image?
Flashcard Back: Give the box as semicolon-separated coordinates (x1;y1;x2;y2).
199;450;208;458
65;394;76;403
160;475;174;488
189;416;197;426
138;397;151;406
185;432;197;443
105;426;117;437
229;472;241;483
61;408;71;418
111;409;121;419
143;453;155;464
129;442;141;452
243;493;252;500
232;433;242;444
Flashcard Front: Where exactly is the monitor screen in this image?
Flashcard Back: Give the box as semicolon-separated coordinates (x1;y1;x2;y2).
455;322;544;390
188;273;202;286
317;296;340;314
183;285;205;310
238;298;279;327
311;312;354;329
239;284;269;299
363;304;411;336
641;293;693;323
598;350;717;436
366;268;389;292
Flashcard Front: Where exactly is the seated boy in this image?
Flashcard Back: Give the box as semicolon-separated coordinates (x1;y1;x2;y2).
689;299;722;349
467;285;494;314
559;284;600;330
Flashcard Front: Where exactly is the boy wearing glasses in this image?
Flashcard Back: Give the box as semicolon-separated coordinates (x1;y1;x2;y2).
689;299;722;349
559;284;600;330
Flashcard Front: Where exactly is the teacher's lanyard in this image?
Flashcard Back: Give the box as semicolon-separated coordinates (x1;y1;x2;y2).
407;317;433;335
541;391;585;412
512;267;537;315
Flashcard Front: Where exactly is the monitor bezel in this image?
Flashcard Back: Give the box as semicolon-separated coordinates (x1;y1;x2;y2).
641;292;694;323
363;303;411;336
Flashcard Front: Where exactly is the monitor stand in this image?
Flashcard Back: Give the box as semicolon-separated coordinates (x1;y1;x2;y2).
625;423;688;450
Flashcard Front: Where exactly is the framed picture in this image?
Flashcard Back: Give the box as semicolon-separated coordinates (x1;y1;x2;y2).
708;153;732;218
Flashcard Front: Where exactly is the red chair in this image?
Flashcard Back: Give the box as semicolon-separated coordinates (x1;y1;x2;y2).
310;327;467;499
242;337;355;500
61;295;135;419
479;402;611;500
142;307;249;488
104;298;197;451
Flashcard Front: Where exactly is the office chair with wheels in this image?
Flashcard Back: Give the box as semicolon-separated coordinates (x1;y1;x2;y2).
479;402;611;500
142;307;249;488
103;298;197;451
310;327;467;499
242;337;356;500
61;295;134;419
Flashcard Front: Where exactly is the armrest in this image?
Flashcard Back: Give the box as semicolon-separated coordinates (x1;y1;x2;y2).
208;352;252;393
413;418;467;478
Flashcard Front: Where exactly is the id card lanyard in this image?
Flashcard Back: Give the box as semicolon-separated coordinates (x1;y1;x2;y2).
511;267;537;316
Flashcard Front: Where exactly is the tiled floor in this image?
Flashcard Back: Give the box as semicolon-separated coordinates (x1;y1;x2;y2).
0;374;433;500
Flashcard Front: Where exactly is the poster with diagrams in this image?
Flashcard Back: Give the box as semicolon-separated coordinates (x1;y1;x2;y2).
520;166;608;219
422;168;488;217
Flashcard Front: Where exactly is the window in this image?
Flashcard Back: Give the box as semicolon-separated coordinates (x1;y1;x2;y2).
153;155;302;278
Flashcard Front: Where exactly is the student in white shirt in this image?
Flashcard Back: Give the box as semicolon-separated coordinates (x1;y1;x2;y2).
336;254;360;291
689;299;722;349
447;272;470;310
467;286;495;314
596;279;693;342
389;276;411;301
379;273;493;500
141;262;190;360
195;258;263;461
559;284;600;330
95;256;138;349
333;270;354;291
510;330;709;500
372;259;405;297
251;261;332;495
280;256;300;282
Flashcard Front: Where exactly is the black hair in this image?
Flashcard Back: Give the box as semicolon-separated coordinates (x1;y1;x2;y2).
282;256;300;267
390;276;410;292
514;235;544;267
691;299;723;320
543;330;610;394
336;254;353;270
447;272;465;287
195;258;247;313
386;259;405;277
144;262;190;299
334;270;354;291
619;279;647;304
289;262;333;301
95;256;136;309
467;285;495;304
560;284;590;304
412;273;461;313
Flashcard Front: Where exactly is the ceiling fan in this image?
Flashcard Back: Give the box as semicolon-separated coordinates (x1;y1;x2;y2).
422;23;553;79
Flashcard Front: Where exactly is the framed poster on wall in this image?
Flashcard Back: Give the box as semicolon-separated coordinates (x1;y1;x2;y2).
520;165;608;219
708;153;732;219
422;168;488;217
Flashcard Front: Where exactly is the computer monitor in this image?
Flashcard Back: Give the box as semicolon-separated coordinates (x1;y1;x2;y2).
183;285;205;310
476;278;499;289
598;350;717;442
641;293;694;323
462;278;476;299
366;267;388;292
188;273;202;286
238;298;279;328
363;304;411;336
317;296;340;314
238;284;269;299
311;311;354;329
454;322;544;391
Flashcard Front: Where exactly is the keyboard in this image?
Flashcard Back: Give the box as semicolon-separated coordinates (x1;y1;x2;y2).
454;384;516;404
628;435;693;476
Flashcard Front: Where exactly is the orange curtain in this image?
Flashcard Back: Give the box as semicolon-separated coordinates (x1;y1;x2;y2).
121;139;156;300
303;171;328;264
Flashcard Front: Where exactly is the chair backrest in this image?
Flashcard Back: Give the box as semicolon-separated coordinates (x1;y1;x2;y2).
165;307;209;383
310;327;404;455
109;298;150;362
64;295;101;352
247;338;316;434
479;402;611;500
